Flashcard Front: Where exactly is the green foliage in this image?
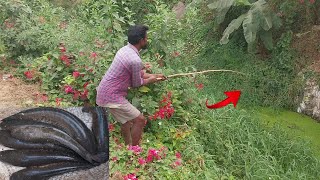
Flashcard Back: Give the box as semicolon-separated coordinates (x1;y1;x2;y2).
208;0;282;51
0;0;66;60
142;2;184;60
269;0;320;31
1;0;320;179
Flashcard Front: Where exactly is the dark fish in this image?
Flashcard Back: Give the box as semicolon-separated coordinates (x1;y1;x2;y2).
0;118;59;131
10;125;95;164
87;106;109;163
10;162;94;180
0;149;86;167
0;130;67;151
3;107;97;154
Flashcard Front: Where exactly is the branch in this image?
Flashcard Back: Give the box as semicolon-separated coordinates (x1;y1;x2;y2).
157;69;247;80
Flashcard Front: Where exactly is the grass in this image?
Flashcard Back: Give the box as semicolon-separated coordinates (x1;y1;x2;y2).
191;97;320;179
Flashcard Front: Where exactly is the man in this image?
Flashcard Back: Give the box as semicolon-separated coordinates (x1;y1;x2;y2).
96;25;165;146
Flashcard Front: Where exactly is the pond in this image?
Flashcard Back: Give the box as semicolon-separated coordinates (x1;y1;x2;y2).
255;107;320;158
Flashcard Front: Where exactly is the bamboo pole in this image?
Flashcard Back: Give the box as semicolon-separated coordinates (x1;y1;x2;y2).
156;69;247;80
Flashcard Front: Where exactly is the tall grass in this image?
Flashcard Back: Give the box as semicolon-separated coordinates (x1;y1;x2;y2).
183;97;320;179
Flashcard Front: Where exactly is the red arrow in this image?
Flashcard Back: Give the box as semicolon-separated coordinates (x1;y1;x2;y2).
206;90;241;109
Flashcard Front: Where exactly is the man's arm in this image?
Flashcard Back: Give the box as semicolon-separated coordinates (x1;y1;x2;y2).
131;61;144;88
131;61;166;87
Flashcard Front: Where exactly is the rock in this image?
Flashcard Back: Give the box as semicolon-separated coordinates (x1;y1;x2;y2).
297;79;320;122
172;2;186;19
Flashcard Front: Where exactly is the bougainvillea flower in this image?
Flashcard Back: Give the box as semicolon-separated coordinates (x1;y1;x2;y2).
172;51;180;57
59;55;70;66
196;83;204;90
128;145;143;155
90;52;98;59
175;152;182;159
64;85;73;94
41;94;48;102
80;89;89;100
138;158;146;165
55;98;63;106
72;90;80;100
59;46;66;53
24;71;33;79
124;173;138;180
108;123;115;132
111;157;118;162
73;71;80;78
174;159;182;166
83;82;90;88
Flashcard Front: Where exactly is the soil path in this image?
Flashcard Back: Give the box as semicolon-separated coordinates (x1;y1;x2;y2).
0;72;40;119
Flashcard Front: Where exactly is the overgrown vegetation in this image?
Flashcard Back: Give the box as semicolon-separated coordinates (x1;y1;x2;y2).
1;0;320;179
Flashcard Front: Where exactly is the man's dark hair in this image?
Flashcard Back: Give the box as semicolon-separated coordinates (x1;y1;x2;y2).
128;25;149;45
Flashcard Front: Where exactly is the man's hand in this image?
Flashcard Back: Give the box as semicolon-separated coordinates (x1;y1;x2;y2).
154;74;166;81
144;62;152;69
143;74;166;85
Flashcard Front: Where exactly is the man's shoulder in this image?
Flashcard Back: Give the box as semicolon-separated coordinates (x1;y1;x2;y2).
117;45;140;61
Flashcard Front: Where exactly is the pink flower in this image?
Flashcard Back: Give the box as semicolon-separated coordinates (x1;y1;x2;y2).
128;145;143;155
124;173;138;180
24;71;33;79
174;159;182;166
64;85;73;94
59;46;66;53
175;152;181;159
108;124;115;132
73;71;80;78
83;82;89;88
146;154;153;163
309;0;315;4
59;55;70;66
73;90;80;100
149;148;159;156
111;157;118;161
172;51;180;57
55;98;63;106
299;0;304;3
41;94;48;102
138;158;146;165
80;89;89;100
196;83;204;90
90;52;98;59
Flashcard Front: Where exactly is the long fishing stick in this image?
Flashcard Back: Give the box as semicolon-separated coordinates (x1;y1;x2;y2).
156;69;247;80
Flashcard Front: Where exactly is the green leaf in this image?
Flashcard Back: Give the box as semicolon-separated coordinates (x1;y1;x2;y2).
56;66;63;71
242;11;258;44
52;53;59;59
132;97;141;107
113;22;122;31
259;30;273;50
220;14;246;44
208;0;235;24
235;0;251;6
138;86;151;93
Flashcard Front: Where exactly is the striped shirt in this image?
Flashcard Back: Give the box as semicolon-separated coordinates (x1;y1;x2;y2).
96;43;145;106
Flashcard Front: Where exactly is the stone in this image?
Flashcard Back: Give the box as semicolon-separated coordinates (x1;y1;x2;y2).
172;2;186;19
297;79;320;122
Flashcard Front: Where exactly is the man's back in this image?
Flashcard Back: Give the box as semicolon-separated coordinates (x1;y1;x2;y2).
96;43;144;106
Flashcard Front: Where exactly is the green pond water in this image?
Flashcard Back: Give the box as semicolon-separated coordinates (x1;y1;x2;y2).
255;107;320;158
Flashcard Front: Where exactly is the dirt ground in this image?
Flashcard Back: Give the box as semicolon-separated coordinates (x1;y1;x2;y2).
292;25;320;73
0;72;41;119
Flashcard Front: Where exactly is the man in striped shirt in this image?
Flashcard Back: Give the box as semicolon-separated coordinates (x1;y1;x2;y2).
96;25;165;146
